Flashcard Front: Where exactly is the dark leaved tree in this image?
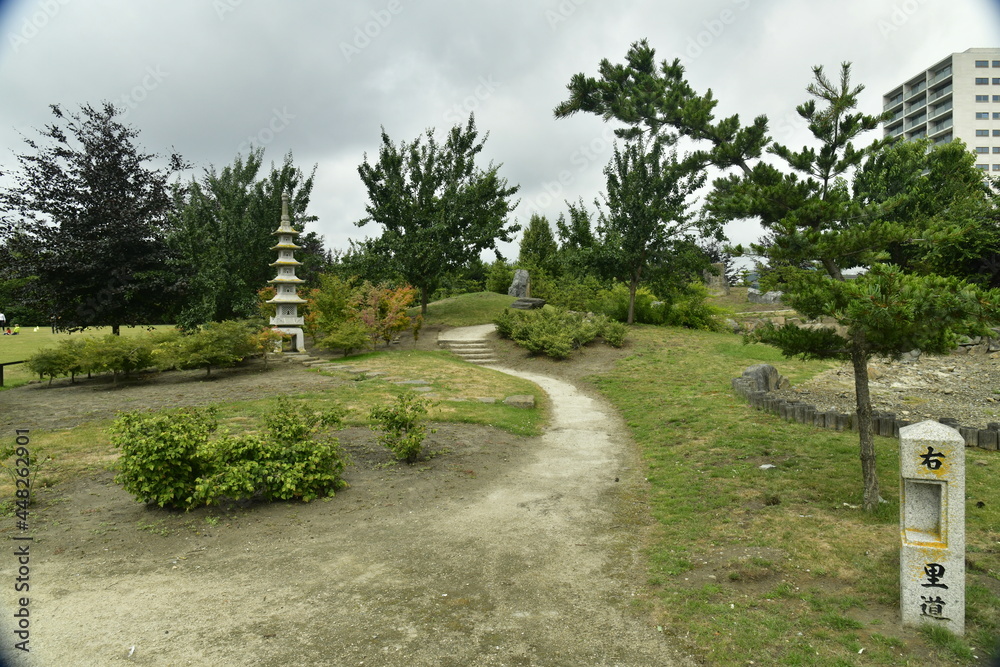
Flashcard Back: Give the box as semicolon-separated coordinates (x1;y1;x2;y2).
0;102;185;333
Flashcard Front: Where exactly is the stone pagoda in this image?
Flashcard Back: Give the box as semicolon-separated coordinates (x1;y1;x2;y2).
267;191;307;352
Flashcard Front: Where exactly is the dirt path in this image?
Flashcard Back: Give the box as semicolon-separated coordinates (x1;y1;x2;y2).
2;327;692;666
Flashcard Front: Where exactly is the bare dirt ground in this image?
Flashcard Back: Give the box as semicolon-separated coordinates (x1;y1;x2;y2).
0;328;694;666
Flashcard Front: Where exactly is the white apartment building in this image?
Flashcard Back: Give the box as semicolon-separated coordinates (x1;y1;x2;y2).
883;47;1000;174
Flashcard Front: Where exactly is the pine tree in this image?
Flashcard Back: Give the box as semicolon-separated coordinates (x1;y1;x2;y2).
556;42;1000;510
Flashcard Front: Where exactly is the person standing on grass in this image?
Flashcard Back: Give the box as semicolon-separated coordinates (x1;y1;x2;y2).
0;312;5;329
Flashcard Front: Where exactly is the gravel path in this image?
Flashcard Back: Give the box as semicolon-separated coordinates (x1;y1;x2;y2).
3;326;691;666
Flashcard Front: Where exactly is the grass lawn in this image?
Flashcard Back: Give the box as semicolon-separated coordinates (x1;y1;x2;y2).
0;325;175;389
411;291;515;327
593;325;1000;665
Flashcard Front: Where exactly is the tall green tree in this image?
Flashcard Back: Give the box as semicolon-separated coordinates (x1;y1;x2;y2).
0;102;185;333
598;136;709;324
556;41;1000;511
517;213;559;276
356;114;520;313
167;149;318;328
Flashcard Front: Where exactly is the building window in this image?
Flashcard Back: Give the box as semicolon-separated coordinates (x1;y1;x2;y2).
994;164;1000;171
977;60;989;67
994;79;1000;85
977;95;989;102
995;61;1000;67
977;112;990;119
977;129;990;136
977;77;990;84
995;129;1000;136
993;147;1000;153
995;96;1000;102
976;146;990;153
976;164;989;170
995;113;1000;119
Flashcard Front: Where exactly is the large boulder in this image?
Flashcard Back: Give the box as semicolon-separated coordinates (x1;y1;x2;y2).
508;269;530;298
747;288;783;305
741;364;790;392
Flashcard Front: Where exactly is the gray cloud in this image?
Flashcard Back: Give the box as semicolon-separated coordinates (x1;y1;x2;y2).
0;0;997;260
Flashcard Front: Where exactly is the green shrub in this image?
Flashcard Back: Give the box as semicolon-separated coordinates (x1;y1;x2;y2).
197;399;348;504
595;316;628;348
81;334;155;384
596;284;668;324
543;274;607;312
110;400;349;509
319;320;373;357
26;346;73;385
493;309;517;339
662;283;727;332
369;393;434;464
110;408;219;509
154;320;257;375
492;307;619;359
485;259;514;294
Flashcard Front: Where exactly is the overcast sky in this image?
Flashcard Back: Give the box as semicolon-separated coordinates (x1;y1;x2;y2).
0;0;998;263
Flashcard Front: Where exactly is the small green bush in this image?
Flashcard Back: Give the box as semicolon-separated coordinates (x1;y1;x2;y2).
110;408;219;509
493;309;517;339
369;393;434;463
110;400;349;509
319;319;373;357
154;320;257;375
493;307;622;359
594;316;628;348
81;334;155;384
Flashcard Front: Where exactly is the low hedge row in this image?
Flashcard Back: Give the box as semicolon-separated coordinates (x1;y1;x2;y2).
26;321;280;385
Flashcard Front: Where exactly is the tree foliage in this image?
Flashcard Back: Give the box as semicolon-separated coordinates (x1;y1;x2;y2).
167;148;318;328
0;102;185;333
356;114;520;313
597;136;710;323
518;214;559;276
556;41;1000;511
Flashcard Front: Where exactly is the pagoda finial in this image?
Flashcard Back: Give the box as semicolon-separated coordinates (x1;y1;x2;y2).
281;190;291;225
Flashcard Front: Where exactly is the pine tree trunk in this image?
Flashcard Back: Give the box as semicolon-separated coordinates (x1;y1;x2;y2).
112;324;120;336
421;287;429;316
850;332;880;511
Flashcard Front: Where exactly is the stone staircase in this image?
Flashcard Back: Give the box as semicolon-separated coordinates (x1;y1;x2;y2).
438;338;497;365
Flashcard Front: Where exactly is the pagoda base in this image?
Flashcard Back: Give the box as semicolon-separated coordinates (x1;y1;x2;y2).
273;327;305;353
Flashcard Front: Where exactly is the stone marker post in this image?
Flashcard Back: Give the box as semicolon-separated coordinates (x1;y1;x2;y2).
899;420;965;636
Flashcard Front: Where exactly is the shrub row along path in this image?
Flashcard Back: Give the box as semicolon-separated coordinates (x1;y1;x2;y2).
5;325;693;666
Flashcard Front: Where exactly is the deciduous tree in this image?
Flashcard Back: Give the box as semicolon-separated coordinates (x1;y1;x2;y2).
356;114;520;314
167;148;318;328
